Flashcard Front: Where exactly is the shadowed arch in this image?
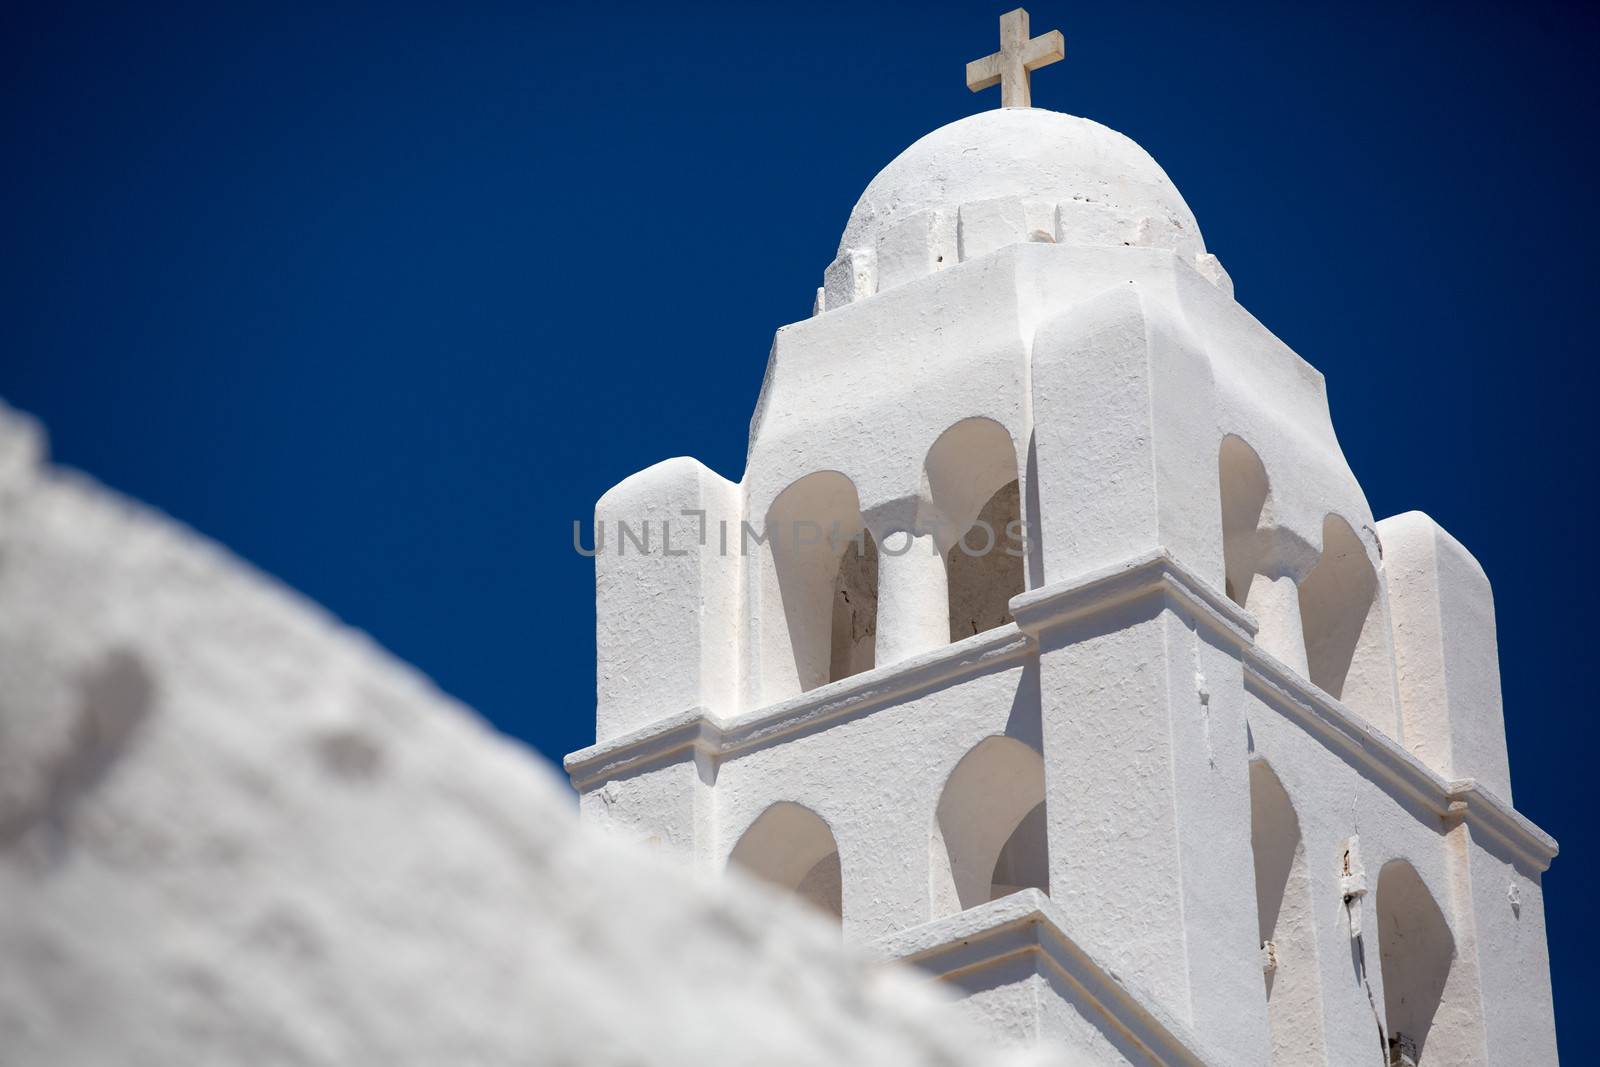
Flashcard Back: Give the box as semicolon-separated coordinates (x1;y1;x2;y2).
930;735;1047;917
829;528;877;682
1299;515;1396;729
1376;860;1458;1063
1218;434;1312;673
921;418;1024;642
1249;759;1326;1062
1299;515;1378;698
728;802;842;923
1219;434;1271;607
765;472;875;693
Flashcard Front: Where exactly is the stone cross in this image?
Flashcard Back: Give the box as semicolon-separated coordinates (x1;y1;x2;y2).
965;8;1064;109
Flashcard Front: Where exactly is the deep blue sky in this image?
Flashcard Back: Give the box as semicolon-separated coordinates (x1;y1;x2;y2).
5;1;1596;1054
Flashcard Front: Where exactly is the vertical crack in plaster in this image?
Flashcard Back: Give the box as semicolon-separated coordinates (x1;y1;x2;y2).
1341;835;1389;1062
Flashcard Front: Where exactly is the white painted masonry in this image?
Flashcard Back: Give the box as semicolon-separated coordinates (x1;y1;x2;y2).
572;103;1560;1064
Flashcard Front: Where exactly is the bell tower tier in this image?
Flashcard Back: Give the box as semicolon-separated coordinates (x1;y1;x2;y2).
566;22;1560;1063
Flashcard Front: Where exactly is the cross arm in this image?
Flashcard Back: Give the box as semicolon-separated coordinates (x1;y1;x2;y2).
966;53;1004;93
1021;29;1064;71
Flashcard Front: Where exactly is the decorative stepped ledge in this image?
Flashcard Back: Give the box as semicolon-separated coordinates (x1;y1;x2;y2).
1242;646;1556;871
565;623;1031;789
564;549;1557;871
873;890;1224;1067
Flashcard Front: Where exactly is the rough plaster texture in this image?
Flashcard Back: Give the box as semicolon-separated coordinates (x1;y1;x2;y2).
0;403;1052;1067
596;456;742;741
825;109;1210;307
1379;511;1513;799
577;106;1561;1063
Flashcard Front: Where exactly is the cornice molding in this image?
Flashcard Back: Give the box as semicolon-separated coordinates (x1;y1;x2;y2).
565;624;1031;789
874;890;1223;1067
565;549;1558;871
1009;549;1256;646
1242;647;1557;872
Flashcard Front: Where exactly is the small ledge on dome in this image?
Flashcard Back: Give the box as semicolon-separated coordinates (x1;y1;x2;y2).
822;247;876;312
1193;252;1234;298
817;201;1220;311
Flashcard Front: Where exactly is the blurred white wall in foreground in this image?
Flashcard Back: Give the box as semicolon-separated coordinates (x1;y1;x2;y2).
0;403;1030;1067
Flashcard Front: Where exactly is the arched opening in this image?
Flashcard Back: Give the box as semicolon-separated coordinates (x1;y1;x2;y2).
728;802;842;923
931;735;1047;917
1218;435;1309;673
1299;515;1395;727
989;799;1048;899
1249;760;1326;1062
946;480;1024;640
1298;515;1377;699
922;418;1024;643
1219;434;1271;608
766;472;876;692
1376;861;1456;1064
829;529;878;682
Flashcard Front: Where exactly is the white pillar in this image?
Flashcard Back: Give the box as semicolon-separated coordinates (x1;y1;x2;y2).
1250;573;1309;677
1378;511;1512;798
875;530;948;667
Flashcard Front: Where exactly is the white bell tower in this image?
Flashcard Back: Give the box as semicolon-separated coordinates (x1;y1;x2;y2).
567;11;1559;1064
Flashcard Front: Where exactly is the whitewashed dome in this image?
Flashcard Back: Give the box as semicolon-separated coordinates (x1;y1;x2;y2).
821;108;1227;310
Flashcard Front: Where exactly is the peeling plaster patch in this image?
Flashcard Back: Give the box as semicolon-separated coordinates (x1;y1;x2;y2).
1189;623;1214;767
1340;835;1369;934
1340;836;1389;1060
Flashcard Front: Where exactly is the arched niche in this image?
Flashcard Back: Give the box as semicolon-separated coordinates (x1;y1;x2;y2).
1218;435;1308;673
921;418;1025;643
1299;514;1395;726
1219;434;1271;607
930;735;1047;917
1376;860;1457;1064
728;802;842;923
765;472;876;693
1248;759;1326;1062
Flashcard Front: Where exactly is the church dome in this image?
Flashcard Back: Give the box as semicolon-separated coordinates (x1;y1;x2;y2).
820;108;1225;310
